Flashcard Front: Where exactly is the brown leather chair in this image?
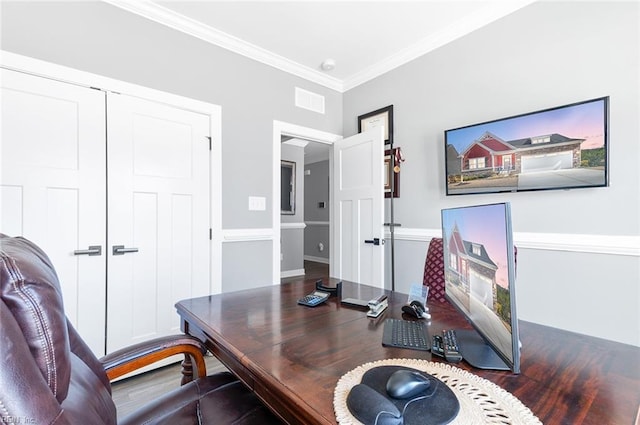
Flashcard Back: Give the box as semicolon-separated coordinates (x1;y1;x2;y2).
0;234;282;425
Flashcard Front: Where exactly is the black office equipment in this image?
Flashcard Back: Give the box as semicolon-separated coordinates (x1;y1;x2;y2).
401;300;430;320
347;366;460;425
367;295;389;318
441;330;463;363
386;370;431;399
341;298;369;308
382;319;430;351
297;291;330;307
441;202;520;373
315;279;342;298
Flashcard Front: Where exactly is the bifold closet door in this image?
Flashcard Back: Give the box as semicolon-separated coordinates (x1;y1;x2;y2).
0;69;107;355
106;93;210;353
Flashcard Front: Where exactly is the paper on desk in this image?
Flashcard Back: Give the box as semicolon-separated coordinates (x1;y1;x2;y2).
407;284;428;306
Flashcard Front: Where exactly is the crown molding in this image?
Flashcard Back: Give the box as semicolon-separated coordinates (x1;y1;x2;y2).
342;0;537;91
104;0;535;93
103;0;344;92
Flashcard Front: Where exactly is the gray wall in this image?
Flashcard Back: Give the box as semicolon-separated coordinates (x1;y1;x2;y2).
304;160;330;262
0;1;342;290
2;1;638;346
344;1;639;346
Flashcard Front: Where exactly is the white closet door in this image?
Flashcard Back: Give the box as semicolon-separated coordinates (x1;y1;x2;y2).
0;69;107;355
106;93;210;353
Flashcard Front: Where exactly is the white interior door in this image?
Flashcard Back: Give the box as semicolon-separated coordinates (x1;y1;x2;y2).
332;127;385;287
106;93;210;353
0;69;107;355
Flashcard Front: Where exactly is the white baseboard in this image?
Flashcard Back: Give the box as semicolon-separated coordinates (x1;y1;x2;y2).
281;268;305;278
304;255;330;264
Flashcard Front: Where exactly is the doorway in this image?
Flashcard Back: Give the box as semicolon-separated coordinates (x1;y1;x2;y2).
272;121;341;283
281;138;332;280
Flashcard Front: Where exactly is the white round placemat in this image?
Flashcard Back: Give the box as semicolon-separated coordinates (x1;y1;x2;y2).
334;359;542;425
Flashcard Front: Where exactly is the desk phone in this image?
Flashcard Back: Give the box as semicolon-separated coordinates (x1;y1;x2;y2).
297;290;330;307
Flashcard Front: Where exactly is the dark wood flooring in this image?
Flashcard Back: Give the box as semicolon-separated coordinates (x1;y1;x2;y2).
281;260;329;283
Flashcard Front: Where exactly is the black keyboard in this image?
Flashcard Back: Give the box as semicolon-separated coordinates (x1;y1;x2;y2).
382;318;430;351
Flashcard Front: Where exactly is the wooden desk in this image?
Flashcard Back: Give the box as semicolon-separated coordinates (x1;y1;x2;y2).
176;279;640;425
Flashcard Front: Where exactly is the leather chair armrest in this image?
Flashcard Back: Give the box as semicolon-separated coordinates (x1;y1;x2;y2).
100;335;208;383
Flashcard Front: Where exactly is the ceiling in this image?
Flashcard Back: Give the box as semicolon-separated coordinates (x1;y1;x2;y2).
105;0;535;92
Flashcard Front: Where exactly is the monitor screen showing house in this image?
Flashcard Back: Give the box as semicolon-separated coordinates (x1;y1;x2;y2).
441;202;520;372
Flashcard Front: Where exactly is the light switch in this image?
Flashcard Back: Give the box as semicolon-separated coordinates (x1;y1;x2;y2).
248;196;266;211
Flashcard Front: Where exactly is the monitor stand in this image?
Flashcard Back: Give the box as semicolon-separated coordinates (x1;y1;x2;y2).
454;329;510;371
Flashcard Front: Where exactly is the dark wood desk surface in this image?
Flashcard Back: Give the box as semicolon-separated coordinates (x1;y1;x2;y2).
176;279;640;425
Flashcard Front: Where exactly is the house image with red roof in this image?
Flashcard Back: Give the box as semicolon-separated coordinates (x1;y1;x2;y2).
458;131;585;176
446;223;499;310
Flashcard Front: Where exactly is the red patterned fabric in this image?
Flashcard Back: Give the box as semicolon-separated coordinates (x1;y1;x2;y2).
422;237;518;304
422;237;447;303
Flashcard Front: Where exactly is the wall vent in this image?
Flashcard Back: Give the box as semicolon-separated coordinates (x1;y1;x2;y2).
295;87;325;114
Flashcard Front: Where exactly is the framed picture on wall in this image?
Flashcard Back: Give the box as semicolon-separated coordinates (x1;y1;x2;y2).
358;104;394;145
281;160;295;214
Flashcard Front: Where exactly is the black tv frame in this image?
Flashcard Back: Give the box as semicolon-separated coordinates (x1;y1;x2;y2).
445;97;609;196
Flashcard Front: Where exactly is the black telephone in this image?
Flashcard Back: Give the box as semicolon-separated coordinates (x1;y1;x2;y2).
401;300;431;319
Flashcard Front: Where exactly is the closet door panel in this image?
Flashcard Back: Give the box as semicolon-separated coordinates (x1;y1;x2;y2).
106;93;210;353
0;69;107;355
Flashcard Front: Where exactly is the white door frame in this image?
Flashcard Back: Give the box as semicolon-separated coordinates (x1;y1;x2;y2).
272;121;341;283
0;50;222;294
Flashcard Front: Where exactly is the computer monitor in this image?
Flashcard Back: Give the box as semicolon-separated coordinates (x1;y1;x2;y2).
440;202;520;373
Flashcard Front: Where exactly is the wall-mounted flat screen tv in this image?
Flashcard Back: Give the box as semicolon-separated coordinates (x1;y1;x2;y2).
445;97;609;196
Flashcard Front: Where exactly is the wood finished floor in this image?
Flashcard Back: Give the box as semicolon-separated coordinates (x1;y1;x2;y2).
111;260;329;420
281;260;329;283
111;355;228;420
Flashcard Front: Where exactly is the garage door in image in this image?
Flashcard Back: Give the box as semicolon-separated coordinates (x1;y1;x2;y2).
521;151;572;173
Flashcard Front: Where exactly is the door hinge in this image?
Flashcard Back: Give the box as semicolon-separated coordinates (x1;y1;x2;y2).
207;136;212;150
209;228;212;240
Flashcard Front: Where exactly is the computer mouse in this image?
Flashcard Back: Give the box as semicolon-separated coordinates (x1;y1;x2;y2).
386;369;431;399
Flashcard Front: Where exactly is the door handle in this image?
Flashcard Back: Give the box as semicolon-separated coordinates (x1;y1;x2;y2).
73;245;102;256
364;238;383;246
112;245;139;255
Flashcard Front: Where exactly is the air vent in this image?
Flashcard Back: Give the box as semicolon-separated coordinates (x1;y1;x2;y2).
295;87;325;114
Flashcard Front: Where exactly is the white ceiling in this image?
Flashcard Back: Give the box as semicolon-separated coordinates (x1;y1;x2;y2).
105;0;536;92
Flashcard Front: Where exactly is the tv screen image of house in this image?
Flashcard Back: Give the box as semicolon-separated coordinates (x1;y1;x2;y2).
441;202;520;373
445;97;609;195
